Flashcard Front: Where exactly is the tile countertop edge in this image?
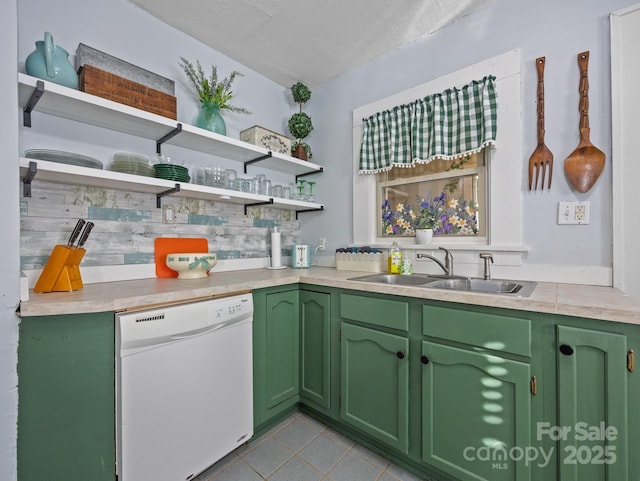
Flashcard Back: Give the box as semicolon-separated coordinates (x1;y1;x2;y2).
18;267;640;324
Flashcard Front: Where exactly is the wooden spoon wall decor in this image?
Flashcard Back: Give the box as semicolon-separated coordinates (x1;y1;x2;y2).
563;51;606;193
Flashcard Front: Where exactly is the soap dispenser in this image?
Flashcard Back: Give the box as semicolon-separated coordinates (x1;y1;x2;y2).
388;241;402;274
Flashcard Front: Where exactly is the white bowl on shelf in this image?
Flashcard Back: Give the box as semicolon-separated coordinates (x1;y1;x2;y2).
165;252;217;279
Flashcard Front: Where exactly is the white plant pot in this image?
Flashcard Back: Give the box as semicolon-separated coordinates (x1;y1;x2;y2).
415;229;434;244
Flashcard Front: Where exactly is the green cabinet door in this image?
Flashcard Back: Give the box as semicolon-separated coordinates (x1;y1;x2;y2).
253;288;300;428
17;312;115;481
421;340;532;481
300;289;331;409
556;325;628;481
341;322;409;453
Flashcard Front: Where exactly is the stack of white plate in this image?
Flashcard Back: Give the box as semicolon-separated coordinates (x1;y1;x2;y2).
25;149;104;169
109;152;155;177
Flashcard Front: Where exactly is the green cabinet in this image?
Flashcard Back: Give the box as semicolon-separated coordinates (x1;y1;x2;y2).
340;322;410;453
421;340;532;481
17;312;115;481
300;289;331;409
555;325;630;481
338;292;411;453
421;304;537;481
253;287;300;428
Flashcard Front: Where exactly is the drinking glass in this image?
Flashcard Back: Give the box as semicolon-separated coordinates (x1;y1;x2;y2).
238;177;251;192
261;179;272;196
206;166;225;188
224;169;237;190
296;179;307;201
306;181;316;203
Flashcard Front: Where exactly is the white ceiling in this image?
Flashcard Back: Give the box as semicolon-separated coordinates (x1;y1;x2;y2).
129;0;494;88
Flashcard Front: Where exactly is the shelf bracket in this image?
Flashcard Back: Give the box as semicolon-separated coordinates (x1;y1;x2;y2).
295;205;324;219
244;197;274;215
243;151;272;174
156;183;180;208
156;123;183;154
23;80;45;128
295;167;324;182
23;161;38;197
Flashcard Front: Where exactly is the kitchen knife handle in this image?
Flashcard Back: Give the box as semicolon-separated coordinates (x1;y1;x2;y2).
68;219;86;246
77;222;94;248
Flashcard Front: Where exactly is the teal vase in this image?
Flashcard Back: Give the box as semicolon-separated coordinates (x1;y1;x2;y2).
195;102;226;135
25;32;78;89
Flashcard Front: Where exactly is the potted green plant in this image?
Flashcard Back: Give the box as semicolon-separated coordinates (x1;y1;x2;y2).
288;82;313;160
179;57;250;135
413;193;445;244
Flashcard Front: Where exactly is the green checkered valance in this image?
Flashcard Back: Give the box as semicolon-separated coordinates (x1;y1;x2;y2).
359;75;497;174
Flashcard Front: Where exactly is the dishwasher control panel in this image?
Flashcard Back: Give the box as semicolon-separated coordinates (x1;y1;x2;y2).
207;294;253;323
118;294;253;350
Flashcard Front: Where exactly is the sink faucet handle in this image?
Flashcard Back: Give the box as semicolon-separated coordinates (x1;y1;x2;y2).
479;252;494;280
438;247;454;274
439;246;452;262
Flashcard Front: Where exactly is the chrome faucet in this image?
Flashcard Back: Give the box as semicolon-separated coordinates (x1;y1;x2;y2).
479;252;494;280
417;247;454;276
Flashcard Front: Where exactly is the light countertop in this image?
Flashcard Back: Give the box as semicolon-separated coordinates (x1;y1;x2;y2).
19;267;640;325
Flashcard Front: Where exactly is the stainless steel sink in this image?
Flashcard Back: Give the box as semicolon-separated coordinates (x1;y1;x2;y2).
348;273;435;286
348;273;537;297
425;278;537;297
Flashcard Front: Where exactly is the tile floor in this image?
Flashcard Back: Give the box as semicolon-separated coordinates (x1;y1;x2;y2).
193;412;427;481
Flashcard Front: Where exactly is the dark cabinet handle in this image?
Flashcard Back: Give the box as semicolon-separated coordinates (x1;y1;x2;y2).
396;351;405;359
559;344;574;356
421;355;430;365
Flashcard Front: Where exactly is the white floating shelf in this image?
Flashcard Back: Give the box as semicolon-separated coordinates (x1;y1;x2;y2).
18;73;323;177
20;158;324;213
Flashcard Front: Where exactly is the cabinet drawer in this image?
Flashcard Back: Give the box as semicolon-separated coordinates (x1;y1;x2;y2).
422;305;531;357
340;294;409;331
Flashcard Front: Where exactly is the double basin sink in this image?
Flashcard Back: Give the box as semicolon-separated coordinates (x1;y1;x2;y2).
348;273;537;297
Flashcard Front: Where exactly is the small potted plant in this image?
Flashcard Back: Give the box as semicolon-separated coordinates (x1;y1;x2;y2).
413;193;446;244
179;57;250;135
288;82;313;160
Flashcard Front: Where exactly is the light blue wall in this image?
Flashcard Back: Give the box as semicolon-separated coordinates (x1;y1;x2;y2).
303;0;637;269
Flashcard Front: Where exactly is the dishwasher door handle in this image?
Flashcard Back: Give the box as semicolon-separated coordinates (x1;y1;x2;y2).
169;316;251;341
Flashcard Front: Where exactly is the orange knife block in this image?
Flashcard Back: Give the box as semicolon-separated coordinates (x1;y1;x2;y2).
34;245;86;293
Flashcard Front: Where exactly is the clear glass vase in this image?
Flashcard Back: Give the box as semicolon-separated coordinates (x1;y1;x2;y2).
195;101;226;135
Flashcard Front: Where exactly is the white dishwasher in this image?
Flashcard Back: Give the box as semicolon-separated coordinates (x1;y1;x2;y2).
116;293;253;481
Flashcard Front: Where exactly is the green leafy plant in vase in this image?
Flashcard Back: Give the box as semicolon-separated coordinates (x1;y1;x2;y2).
179;57;250;135
288;82;313;160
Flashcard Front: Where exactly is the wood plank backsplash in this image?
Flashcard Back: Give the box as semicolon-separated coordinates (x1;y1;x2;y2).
20;181;300;270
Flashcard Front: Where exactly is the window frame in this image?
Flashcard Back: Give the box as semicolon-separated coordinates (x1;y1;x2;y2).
352;49;524;252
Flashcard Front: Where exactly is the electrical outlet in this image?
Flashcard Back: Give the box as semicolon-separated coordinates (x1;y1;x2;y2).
558;201;590;225
318;238;326;251
162;205;175;223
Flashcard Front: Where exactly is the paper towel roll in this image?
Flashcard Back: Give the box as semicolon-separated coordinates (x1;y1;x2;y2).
271;228;281;267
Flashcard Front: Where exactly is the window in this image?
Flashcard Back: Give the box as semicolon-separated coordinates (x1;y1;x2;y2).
377;151;487;238
352;50;523;251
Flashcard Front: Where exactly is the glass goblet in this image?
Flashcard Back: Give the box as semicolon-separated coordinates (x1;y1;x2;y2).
306;181;316;203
